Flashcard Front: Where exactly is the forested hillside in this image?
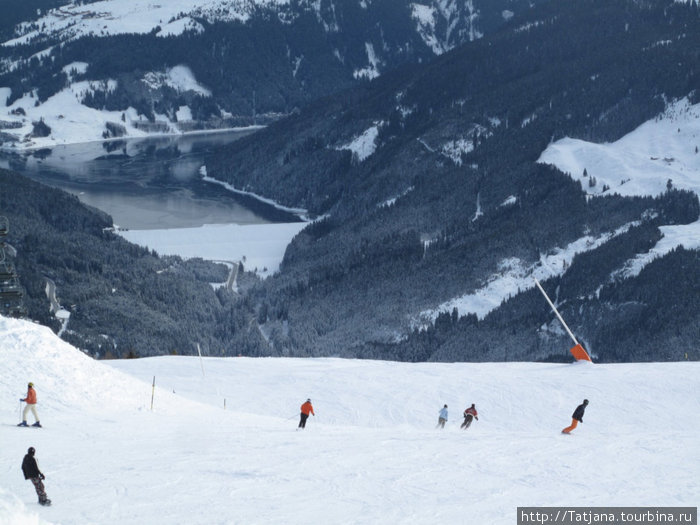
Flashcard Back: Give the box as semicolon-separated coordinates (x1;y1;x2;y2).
2;0;699;362
0;169;268;358
204;0;700;362
0;0;543;146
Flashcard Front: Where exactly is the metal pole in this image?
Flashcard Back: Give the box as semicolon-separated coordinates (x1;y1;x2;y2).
150;376;156;411
196;343;206;377
533;278;579;346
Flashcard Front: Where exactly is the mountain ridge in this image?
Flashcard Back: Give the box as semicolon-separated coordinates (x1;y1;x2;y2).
202;0;700;361
0;0;539;148
2;0;699;362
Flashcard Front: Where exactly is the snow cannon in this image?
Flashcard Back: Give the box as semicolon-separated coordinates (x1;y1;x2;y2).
534;278;593;363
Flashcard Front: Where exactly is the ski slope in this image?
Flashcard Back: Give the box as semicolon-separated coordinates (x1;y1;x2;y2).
1;315;698;524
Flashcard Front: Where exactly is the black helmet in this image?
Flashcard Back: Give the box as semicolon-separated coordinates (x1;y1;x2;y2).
583;399;589;405
444;404;448;408
28;447;35;455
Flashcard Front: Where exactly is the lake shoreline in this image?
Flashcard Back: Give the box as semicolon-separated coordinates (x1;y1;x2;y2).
1;129;300;229
0;124;265;154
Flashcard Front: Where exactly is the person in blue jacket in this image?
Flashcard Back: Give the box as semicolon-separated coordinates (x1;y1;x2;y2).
437;404;448;428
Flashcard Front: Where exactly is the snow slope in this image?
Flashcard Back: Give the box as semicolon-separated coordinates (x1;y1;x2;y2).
0;68;225;151
2;0;284;47
1;87;154;150
1;315;698;524
538;98;700;276
538;99;700;199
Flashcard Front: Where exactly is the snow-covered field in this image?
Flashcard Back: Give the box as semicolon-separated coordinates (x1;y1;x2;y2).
1;315;698;524
0;71;228;151
119;222;307;277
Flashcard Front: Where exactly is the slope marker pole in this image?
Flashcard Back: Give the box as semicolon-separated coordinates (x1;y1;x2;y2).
196;343;206;377
150;376;156;411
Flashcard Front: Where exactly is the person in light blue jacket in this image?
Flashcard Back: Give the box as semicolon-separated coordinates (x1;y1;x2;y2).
437;404;448;428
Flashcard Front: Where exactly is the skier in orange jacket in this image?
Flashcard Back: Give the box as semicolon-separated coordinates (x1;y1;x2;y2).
298;399;315;429
18;382;41;428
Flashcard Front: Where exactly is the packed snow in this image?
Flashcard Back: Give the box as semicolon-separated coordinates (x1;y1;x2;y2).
0;315;697;524
423;98;700;323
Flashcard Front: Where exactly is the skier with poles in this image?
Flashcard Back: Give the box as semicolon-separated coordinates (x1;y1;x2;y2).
461;404;478;429
437;404;448;428
298;398;315;429
562;399;589;434
21;447;51;506
18;382;41;427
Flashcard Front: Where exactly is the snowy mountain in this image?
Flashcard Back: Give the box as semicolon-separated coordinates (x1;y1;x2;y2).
199;0;700;361
1;315;698;524
423;98;700;323
1;0;698;363
0;0;539;149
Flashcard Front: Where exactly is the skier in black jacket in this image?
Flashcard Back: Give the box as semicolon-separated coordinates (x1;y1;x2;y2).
21;447;51;506
562;399;589;434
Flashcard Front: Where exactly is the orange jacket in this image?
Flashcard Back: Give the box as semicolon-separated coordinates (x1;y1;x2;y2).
24;387;37;405
300;401;314;416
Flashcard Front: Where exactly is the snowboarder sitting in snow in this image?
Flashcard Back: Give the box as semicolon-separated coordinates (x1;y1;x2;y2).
437;404;448;428
562;399;589;434
299;398;315;429
21;447;51;506
460;404;478;429
18;382;41;427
